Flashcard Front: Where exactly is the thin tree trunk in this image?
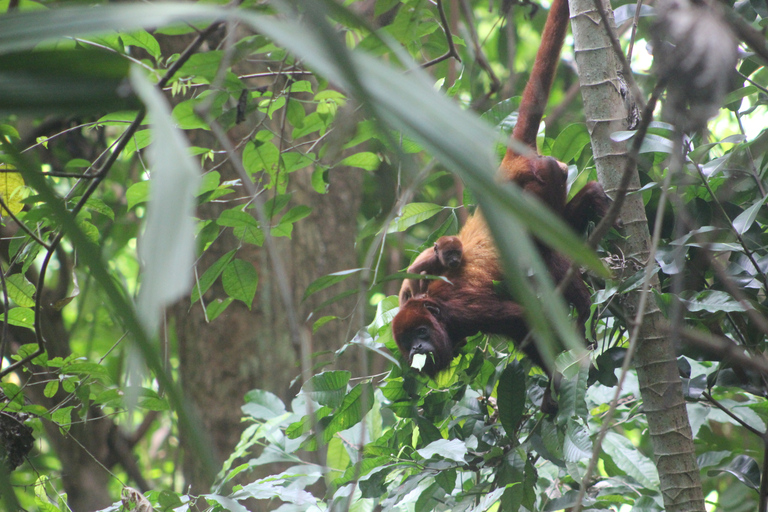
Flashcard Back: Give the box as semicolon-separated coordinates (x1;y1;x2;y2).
567;0;706;510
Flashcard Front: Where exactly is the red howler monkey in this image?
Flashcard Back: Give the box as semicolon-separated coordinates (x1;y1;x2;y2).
393;0;614;377
398;235;463;304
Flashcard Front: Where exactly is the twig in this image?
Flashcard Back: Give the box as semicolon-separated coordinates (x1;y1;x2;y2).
458;0;501;94
719;0;768;65
691;159;768;291
673;326;768;375
423;0;462;68
702;390;764;437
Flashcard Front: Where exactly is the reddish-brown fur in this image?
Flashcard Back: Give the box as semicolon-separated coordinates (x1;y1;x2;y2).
393;0;613;377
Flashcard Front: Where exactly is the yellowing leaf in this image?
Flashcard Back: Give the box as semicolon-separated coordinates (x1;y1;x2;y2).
0;164;26;216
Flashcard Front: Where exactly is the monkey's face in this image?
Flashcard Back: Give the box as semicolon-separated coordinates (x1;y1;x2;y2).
392;298;452;377
434;236;463;269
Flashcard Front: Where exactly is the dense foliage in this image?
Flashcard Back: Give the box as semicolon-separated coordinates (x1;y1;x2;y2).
0;0;767;511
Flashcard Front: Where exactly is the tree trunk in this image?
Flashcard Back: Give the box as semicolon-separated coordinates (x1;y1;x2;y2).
173;157;362;495
567;0;706;510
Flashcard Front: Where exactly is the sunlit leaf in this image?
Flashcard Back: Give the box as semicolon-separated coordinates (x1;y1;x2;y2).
0;164;26;216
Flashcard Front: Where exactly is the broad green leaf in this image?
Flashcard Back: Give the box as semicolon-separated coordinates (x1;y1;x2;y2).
126;181;150;211
326;437;351;473
322;383;374;443
732;196;767;234
416;439;467;462
551;124;590;163
708;455;760;490
172;99;210;130
222;259;258;308
43;380;58;398
242;389;287;421
497;360;526;438
206;297;233;321
312;315;338;333
556;352;589;424
0;164;26;215
191;249;235;303
124;129;152;158
602;432;660;489
7;273;35;307
52;406;74;432
176;50;224;81
243;140;279;176
386;203;443;234
121;30;161;59
563;419;592;462
272;205;312;238
683;290;747;313
339;152;380;170
77;196;115;221
303;268;364;301
304;371;351;409
197;171;221;197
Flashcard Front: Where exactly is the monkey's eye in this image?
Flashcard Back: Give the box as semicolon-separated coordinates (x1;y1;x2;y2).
416;326;429;338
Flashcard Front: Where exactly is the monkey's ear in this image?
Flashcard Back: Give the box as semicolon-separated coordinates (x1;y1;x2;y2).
424;301;441;318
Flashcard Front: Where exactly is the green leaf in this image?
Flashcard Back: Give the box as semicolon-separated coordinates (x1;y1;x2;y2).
386;203;444;234
708;455;760;491
563;418;592;462
556;352;589;424
52;406;74;433
191;249;235;303
272;205;312;238
303;371;351;408
339;151;380;170
683;290;747;313
602;432;660;489
243;140;279;176
497;360;526;438
124;129;152;158
206;297;233;321
75;196;115;221
7;273;35;307
126;181;150;211
222;258;258;308
197;171;221;197
550;124;590;163
121;30;161;59
732;196;767;235
416;439;467;462
242;389;287;421
303;268;364;301
43;380;59;398
322;383;374;443
172;99;210;130
312;315;338;333
176;50;223;81
7;307;34;329
64;361;110;382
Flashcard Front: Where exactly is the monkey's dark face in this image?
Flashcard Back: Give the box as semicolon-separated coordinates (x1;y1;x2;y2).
434;236;463;269
392;298;452;377
440;249;462;269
